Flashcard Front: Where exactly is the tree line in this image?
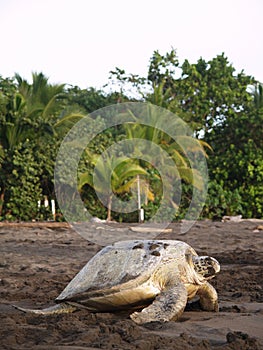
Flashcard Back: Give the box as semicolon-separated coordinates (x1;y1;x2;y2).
0;50;262;221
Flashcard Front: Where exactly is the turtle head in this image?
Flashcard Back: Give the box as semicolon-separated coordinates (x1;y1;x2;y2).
192;256;220;279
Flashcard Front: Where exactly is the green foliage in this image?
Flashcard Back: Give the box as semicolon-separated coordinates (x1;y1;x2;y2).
66;86;130;114
205;82;263;218
207;139;263;218
109;51;261;219
0;73;85;220
202;181;243;219
0;50;262;221
78;150;148;221
148;49;179;90
2;141;42;221
177;53;253;134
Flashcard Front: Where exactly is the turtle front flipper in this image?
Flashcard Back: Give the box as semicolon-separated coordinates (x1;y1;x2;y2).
130;282;187;324
196;281;219;312
13;302;77;315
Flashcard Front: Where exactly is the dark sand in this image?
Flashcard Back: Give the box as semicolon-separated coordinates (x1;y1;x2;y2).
1;220;262;349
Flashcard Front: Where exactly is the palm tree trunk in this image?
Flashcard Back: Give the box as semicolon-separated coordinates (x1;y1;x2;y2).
0;191;5;216
107;195;112;221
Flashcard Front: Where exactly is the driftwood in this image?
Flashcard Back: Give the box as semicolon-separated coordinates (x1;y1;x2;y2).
0;221;70;228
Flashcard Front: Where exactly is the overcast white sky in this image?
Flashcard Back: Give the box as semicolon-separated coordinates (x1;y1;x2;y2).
1;0;262;89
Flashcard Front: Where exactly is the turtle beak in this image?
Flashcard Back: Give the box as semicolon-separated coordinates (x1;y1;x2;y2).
202;256;220;279
192;255;220;279
211;257;220;274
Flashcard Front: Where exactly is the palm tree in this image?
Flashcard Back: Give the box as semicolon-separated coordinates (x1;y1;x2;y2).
123;105;208;191
0;91;27;151
0;73;85;219
78;152;148;221
119;103;211;222
0;85;30;216
14;73;85;137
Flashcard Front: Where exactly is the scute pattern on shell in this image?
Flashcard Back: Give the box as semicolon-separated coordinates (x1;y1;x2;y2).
56;240;197;302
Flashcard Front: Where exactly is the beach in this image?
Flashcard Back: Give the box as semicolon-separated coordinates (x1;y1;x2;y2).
1;220;262;349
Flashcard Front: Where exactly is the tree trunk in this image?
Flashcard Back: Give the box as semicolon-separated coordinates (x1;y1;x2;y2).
107;195;112;221
0;191;5;216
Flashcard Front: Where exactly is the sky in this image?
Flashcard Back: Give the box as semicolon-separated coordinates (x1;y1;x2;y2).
0;0;262;89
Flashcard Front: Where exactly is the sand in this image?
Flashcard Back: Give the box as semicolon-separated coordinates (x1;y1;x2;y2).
0;220;262;349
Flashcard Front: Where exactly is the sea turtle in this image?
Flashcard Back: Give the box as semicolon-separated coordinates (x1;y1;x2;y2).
15;239;220;324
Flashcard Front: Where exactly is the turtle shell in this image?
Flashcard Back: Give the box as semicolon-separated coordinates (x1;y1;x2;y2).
56;240;197;308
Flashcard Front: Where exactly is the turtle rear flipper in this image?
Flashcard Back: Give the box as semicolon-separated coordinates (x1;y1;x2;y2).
130;282;188;324
13;303;76;315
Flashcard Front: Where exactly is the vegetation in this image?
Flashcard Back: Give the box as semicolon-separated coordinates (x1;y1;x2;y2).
0;50;262;221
